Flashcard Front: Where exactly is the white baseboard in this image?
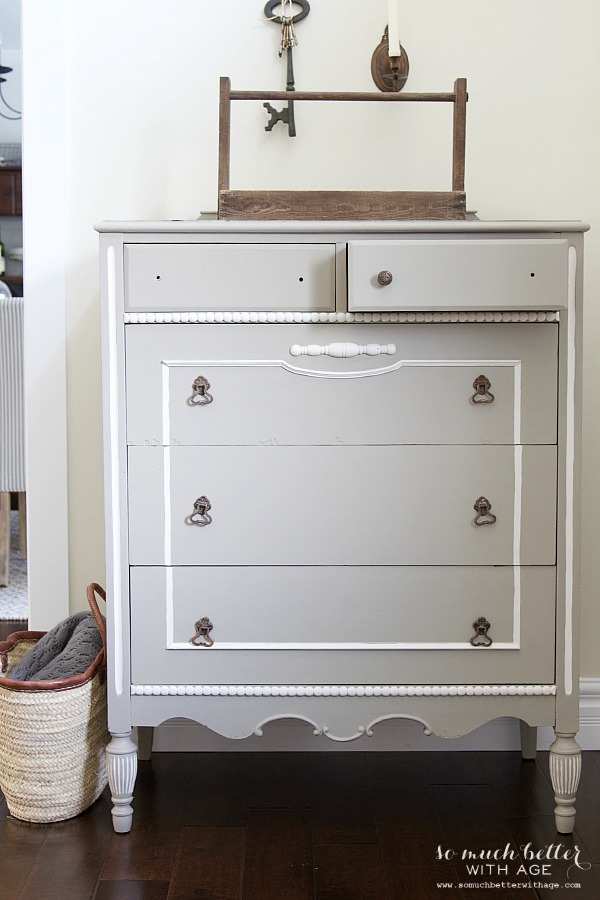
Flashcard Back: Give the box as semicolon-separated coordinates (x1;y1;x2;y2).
147;678;600;752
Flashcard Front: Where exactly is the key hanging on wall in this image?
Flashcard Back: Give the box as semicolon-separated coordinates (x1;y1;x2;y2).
263;0;310;137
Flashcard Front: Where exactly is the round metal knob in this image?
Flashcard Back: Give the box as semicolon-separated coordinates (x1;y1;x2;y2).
377;270;393;286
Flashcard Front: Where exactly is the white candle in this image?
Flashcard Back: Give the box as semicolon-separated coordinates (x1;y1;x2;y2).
388;0;401;57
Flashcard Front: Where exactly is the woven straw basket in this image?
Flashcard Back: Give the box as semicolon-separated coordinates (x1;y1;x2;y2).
0;583;109;823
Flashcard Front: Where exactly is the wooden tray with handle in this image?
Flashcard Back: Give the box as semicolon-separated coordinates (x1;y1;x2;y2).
217;76;468;221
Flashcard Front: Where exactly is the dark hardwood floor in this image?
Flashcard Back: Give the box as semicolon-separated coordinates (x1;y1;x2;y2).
1;747;599;899
1;622;599;899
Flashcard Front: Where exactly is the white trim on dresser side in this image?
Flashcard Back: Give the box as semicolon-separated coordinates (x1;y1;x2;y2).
564;245;577;696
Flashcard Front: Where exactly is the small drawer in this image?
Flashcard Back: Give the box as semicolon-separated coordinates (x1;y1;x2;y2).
124;243;336;311
347;238;569;311
129;565;556;686
125;323;558;446
127;444;557;567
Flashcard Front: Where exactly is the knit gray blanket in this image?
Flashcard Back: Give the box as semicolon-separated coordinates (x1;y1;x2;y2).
9;612;104;682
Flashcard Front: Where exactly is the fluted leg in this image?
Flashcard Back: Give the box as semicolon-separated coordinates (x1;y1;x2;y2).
549;731;581;834
106;731;138;833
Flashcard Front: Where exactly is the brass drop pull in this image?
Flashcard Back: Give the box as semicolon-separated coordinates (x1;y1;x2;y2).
377;270;393;286
470;617;492;647
471;374;495;404
187;496;212;526
473;496;496;526
189;376;213;406
190;617;214;647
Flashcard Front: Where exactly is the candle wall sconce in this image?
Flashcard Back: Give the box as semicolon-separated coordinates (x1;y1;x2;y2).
371;25;409;92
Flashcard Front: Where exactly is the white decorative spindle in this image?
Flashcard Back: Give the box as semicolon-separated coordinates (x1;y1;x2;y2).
290;342;396;358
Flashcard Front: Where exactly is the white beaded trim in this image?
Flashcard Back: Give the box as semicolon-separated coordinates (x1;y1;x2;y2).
124;311;559;325
131;684;557;697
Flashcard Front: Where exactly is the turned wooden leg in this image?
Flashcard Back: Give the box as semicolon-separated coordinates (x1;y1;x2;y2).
136;726;154;761
520;721;537;760
549;731;581;834
106;731;138;833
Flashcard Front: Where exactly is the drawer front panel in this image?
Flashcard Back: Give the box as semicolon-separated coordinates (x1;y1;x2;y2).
347;239;569;311
125;323;558;446
127;444;556;566
124;243;336;311
129;566;555;685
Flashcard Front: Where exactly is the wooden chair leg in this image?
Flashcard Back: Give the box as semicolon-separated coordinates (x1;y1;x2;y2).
0;492;10;586
18;492;27;559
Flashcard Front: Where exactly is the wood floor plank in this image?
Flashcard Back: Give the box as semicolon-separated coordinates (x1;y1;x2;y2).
313;844;390;900
571;821;600;865
181;753;253;827
132;753;196;828
311;802;378;846
242;808;312;900
17;796;115;900
309;755;380;844
478;751;555;817
248;752;311;809
167;826;245;900
0;816;49;900
0;751;599;900
422;751;489;785
99;825;180;882
363;751;437;822
94;881;170;900
386;862;464;900
378;819;449;870
309;753;371;805
431;783;505;826
364;751;430;793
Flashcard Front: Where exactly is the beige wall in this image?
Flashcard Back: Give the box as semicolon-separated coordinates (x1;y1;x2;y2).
22;1;600;673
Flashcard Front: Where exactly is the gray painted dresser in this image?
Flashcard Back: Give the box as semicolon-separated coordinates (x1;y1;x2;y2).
97;219;587;834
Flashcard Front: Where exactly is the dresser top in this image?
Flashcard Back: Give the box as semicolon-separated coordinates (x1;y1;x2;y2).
95;219;589;235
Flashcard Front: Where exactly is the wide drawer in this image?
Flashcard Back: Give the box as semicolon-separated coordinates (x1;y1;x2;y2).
127;444;557;566
124;243;336;311
347;238;569;311
125;323;558;446
129;565;556;685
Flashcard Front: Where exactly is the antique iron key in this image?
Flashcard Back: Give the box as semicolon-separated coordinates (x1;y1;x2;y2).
264;0;310;137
